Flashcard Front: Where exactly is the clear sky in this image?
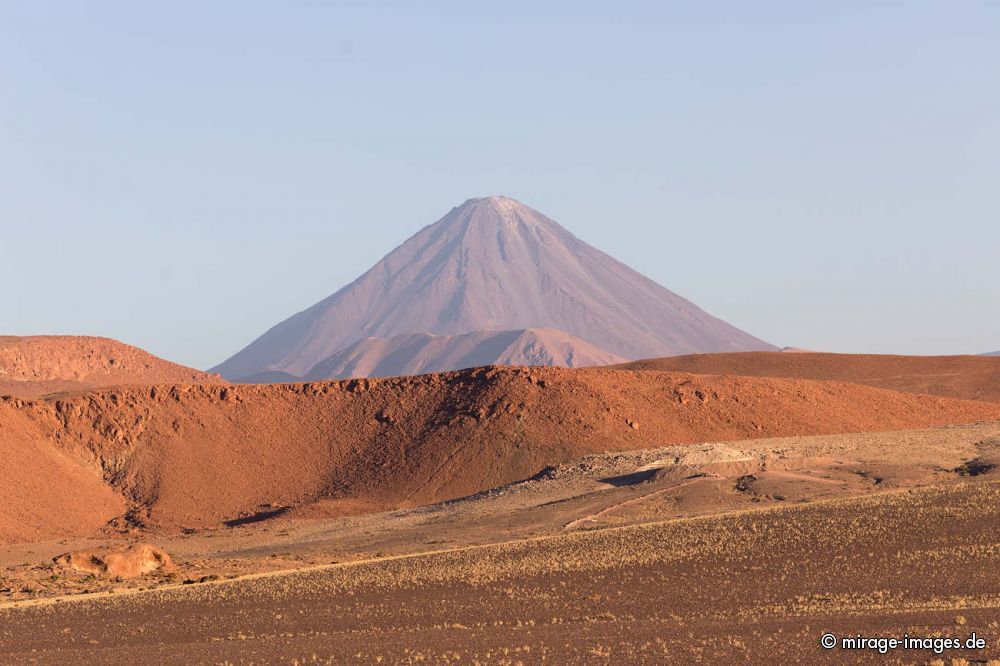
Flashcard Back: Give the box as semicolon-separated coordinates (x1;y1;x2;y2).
1;2;998;369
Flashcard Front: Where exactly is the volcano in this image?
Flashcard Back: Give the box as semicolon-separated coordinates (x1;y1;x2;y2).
212;196;775;381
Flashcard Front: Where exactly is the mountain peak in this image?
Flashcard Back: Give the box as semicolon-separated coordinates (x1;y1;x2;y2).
443;195;557;235
459;195;520;208
454;194;535;216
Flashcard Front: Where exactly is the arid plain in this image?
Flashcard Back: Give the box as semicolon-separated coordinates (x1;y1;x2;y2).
2;335;1000;663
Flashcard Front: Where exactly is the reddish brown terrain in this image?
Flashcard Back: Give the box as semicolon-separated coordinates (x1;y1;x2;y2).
618;351;1000;402
3;356;1000;663
0;336;223;398
2;365;998;543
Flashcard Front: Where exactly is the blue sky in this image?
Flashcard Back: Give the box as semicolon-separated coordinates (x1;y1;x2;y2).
1;2;998;368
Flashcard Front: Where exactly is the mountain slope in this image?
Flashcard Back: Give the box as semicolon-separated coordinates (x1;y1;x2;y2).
6;365;998;540
616;352;1000;403
0;336;224;398
304;328;627;380
212;196;775;380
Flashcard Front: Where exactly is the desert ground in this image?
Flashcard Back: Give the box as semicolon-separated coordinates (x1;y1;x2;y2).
3;421;1000;663
2;348;1000;663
